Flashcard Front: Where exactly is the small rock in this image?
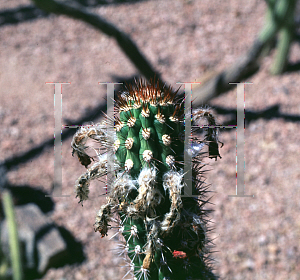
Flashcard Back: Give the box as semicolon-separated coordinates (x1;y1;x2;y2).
243;258;255;271
258;234;268;246
37;226;67;274
0;203;68;275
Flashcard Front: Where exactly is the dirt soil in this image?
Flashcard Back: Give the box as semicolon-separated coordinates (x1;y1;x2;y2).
1;0;300;279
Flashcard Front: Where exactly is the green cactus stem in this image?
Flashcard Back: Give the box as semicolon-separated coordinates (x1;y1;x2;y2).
2;190;23;280
71;78;222;280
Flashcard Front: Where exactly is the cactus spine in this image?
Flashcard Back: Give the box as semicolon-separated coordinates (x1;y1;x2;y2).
71;78;221;280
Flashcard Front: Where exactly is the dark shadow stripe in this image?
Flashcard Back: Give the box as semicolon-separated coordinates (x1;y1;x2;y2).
0;0;148;27
0;5;49;27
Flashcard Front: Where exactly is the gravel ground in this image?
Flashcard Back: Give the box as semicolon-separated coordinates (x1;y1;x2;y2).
1;0;300;279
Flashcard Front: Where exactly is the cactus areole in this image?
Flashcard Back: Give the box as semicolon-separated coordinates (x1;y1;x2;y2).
71;78;222;280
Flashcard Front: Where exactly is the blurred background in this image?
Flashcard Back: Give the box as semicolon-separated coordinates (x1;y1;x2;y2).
0;0;300;279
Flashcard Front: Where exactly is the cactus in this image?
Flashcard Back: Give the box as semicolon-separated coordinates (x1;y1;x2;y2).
71;78;222;280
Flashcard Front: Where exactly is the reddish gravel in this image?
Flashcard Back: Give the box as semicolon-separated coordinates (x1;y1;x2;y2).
1;0;300;279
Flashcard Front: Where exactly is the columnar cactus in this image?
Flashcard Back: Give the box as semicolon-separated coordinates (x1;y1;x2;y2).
71;78;222;280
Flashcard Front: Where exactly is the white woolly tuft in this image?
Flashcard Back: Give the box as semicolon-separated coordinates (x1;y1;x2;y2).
162;170;184;193
112;172;137;198
191;142;205;158
124;167;163;218
138;167;156;187
160;170;184;233
74;154;110;204
74;174;90;202
125;159;134;171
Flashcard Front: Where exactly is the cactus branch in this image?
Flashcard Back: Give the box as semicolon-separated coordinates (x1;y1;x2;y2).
72;78;222;279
